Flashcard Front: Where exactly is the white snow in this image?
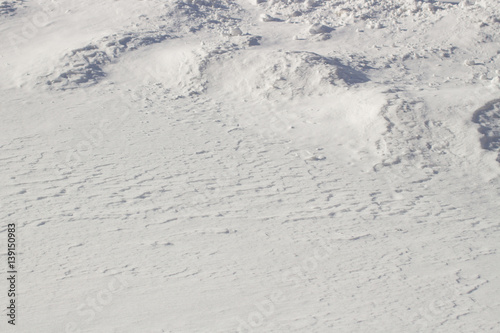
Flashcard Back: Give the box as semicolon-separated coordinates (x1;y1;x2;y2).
1;0;500;332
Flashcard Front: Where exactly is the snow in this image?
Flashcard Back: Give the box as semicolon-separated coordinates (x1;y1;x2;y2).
1;0;500;332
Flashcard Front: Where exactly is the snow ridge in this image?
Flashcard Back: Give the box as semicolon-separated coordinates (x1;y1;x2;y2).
473;99;500;162
41;31;174;90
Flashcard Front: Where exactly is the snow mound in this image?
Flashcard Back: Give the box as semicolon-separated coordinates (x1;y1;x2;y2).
38;0;248;90
211;50;368;100
472;99;500;162
165;0;244;33
41;31;173;90
254;0;450;30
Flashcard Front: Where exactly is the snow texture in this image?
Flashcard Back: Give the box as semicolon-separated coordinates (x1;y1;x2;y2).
1;0;500;332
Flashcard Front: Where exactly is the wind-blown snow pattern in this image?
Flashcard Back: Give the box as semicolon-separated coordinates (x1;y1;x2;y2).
0;0;21;16
1;0;500;332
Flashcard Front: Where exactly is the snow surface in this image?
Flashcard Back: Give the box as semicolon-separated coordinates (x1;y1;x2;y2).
1;0;500;332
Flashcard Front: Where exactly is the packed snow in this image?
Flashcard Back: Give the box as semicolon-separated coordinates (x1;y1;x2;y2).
1;0;499;332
